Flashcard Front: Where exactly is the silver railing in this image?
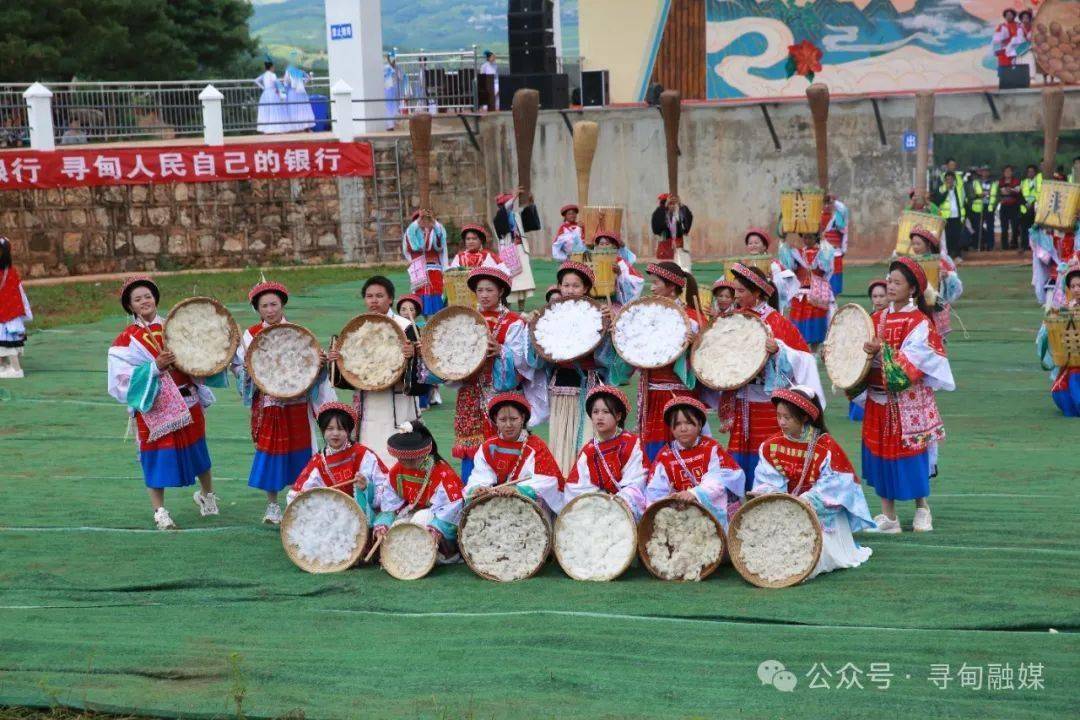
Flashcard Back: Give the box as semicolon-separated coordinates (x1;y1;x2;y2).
377;49;481;119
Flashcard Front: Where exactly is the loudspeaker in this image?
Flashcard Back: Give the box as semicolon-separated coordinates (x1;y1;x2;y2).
998;65;1030;90
499;73;570;110
508;9;554;32
510;46;557;75
509;27;554;48
581;70;609;107
508;0;553;13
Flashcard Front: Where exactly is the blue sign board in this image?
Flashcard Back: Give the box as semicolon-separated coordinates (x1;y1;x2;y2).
902;131;917;152
330;23;353;41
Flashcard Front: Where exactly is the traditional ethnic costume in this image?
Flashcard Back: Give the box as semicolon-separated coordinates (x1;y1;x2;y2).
722;264;824;488
403;214;449;316
551;204;586;260
743;228;799;315
1036;267;1080;417
564;386;648;520
858;259;955;502
751;388;875;578
493;192;538;304
0;238;32;378
646;398;746;529
781;237;836;345
651;194;693;270
465;393;565;514
1031;224;1077;305
820;197;849;295
907;226;963;339
850;279;889;423
107;277;215;490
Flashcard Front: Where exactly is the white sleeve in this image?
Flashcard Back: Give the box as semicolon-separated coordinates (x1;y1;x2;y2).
428;484;463;537
374;473;406;515
696;447;745;503
359;450;388;492
645;462;674;506
777;340;826;409
465;446;498;498
899;318;955;392
106;340;156;406
749;449;788;496
615;440;647;520
517;448;565;514
19;285;32;321
562;450;595;506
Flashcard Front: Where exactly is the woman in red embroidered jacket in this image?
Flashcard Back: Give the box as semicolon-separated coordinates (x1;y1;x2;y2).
232;280;335;525
646;397;745;530
781;232;835;348
373;421;465;563
0;237;32;378
466;393;565;515
106;277;217;530
564;386;647;520
448;224;501;270
859;258;955;534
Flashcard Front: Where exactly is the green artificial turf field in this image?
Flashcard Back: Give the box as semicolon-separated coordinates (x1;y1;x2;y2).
0;261;1076;719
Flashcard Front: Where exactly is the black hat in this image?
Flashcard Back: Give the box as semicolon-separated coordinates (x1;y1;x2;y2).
119;276;160;314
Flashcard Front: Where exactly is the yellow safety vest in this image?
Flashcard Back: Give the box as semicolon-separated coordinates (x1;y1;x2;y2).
1020;174;1042;214
971;180;998;213
938;183;966;220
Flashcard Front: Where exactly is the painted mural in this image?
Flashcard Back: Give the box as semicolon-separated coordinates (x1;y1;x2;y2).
706;1;1024;99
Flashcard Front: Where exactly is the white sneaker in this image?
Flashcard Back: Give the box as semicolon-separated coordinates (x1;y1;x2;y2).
154;507;178;530
913;507;933;532
867;514;901;534
193;491;219;516
263;502;283;525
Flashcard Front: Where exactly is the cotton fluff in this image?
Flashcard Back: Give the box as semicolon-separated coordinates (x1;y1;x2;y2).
460;495;549;581
284;492;363;569
429;312;488;379
381;522;437;580
613;302;687;368
533;300;603;362
340;320;405;388
555;494;635;581
694;314;768;389
824;306;872;389
250;325;320;398
735;498;816;584
644;504;723;581
165;301;234;376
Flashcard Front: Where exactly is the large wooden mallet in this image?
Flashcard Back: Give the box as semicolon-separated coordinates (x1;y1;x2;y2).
512;89;540;199
660;90;681;197
1041;87;1064;179
915;91;935;201
573;121;599;208
806;83;830;194
409;112;433;212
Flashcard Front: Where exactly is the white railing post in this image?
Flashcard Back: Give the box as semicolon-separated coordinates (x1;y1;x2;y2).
23;83;55;151
199;84;225;146
332;79;355;142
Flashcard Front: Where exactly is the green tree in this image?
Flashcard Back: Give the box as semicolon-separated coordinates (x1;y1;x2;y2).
0;0;256;82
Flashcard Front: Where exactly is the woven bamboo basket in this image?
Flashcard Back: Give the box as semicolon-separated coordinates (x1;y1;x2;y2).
528;296;605;365
244;322;322;400
721;255;774;282
728;494;823;589
553;493;637;582
335;313;407;392
163;296;240;378
443;267;476;308
380;522;438;581
581;205;623;246
589;247;618;298
611;296;692;370
691;312;770;391
279;488;369;574
1045;309;1080;367
637;497;725;582
823;303;875;391
780;189;824;234
915;254;941;291
459;492;553;582
420;305;488;382
1035;180;1080;230
896;211;944;256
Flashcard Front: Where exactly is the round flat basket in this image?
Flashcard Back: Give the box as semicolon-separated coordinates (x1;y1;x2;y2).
163;296;240;377
529;297;605;365
244;322;322;400
280;488;369;574
380;522;438;580
421;306;489;382
336;313;407;391
638;497;725;581
459;492;552;582
553;493;637;582
612;296;692;370
728;494;822;589
692;312;770;390
823;303;874;390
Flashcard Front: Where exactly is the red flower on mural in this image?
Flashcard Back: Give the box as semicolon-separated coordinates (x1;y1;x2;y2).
786;40;823;82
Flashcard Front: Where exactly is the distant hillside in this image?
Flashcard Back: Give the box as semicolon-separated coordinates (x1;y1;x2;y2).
250;0;579;55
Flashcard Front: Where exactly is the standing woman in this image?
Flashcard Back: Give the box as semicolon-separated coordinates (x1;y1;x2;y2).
448;224;500;269
492;189;538;311
283;52;316;132
107;277;218;530
849;279;889;422
906;226;962;340
254;56;287;135
650;193;693;266
781;232;836;349
724;264;824;487
742;228;798;314
820;195;849;295
861;258;955;533
232;280;335;525
0;237;32;378
551;204;585;260
402;209;449;317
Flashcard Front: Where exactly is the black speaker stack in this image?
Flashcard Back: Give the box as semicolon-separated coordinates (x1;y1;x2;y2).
500;0;569;109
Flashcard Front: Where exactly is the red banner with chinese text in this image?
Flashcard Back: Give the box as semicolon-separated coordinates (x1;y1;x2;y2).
0;140;374;190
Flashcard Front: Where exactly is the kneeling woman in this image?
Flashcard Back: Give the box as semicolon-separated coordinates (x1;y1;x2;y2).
107;277;218;530
466;393;565;514
373;421;465;563
287;403;389;524
564;386;647;520
750;387;875;578
646;397;745;530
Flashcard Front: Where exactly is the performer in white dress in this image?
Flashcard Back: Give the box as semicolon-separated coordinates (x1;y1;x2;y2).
283;53;316;132
254;58;288;135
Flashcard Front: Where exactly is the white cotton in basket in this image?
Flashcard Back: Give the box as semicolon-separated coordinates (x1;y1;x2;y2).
555;495;635;580
735;500;816;583
382;522;437;579
431;313;488;378
614;303;686;367
533;300;603;362
694;314;768;388
824;307;872;388
166;302;233;375
250;326;319;397
285;493;362;566
644;504;722;581
460;496;549;581
340;321;405;387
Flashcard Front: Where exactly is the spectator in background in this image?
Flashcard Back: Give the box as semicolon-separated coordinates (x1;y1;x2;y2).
971;166;998;251
998;165;1022;251
1070;156;1080;184
383;51;408;131
283;51;316;133
935;171;967;262
480;50;500;111
936;158;958;189
1020;164;1042;252
60;117;88;145
992;9;1019;77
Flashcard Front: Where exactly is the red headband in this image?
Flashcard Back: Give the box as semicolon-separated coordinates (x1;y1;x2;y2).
908;225;940;251
544;284;561;299
662;396;709;422
388;440;433;460
743;227;772;250
460;223;488;242
560;204;579;216
657;193;669;202
647;262;686;289
730;262;775;298
592;230;623;248
495;192;515;205
771;388;821;422
558;260;595;287
586;385;629;417
487;392;532;423
867;278;887;292
893;256;928;294
248;280;289;305
396;293;423;312
712;279;737;292
316;401;359;428
467;265;512;293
